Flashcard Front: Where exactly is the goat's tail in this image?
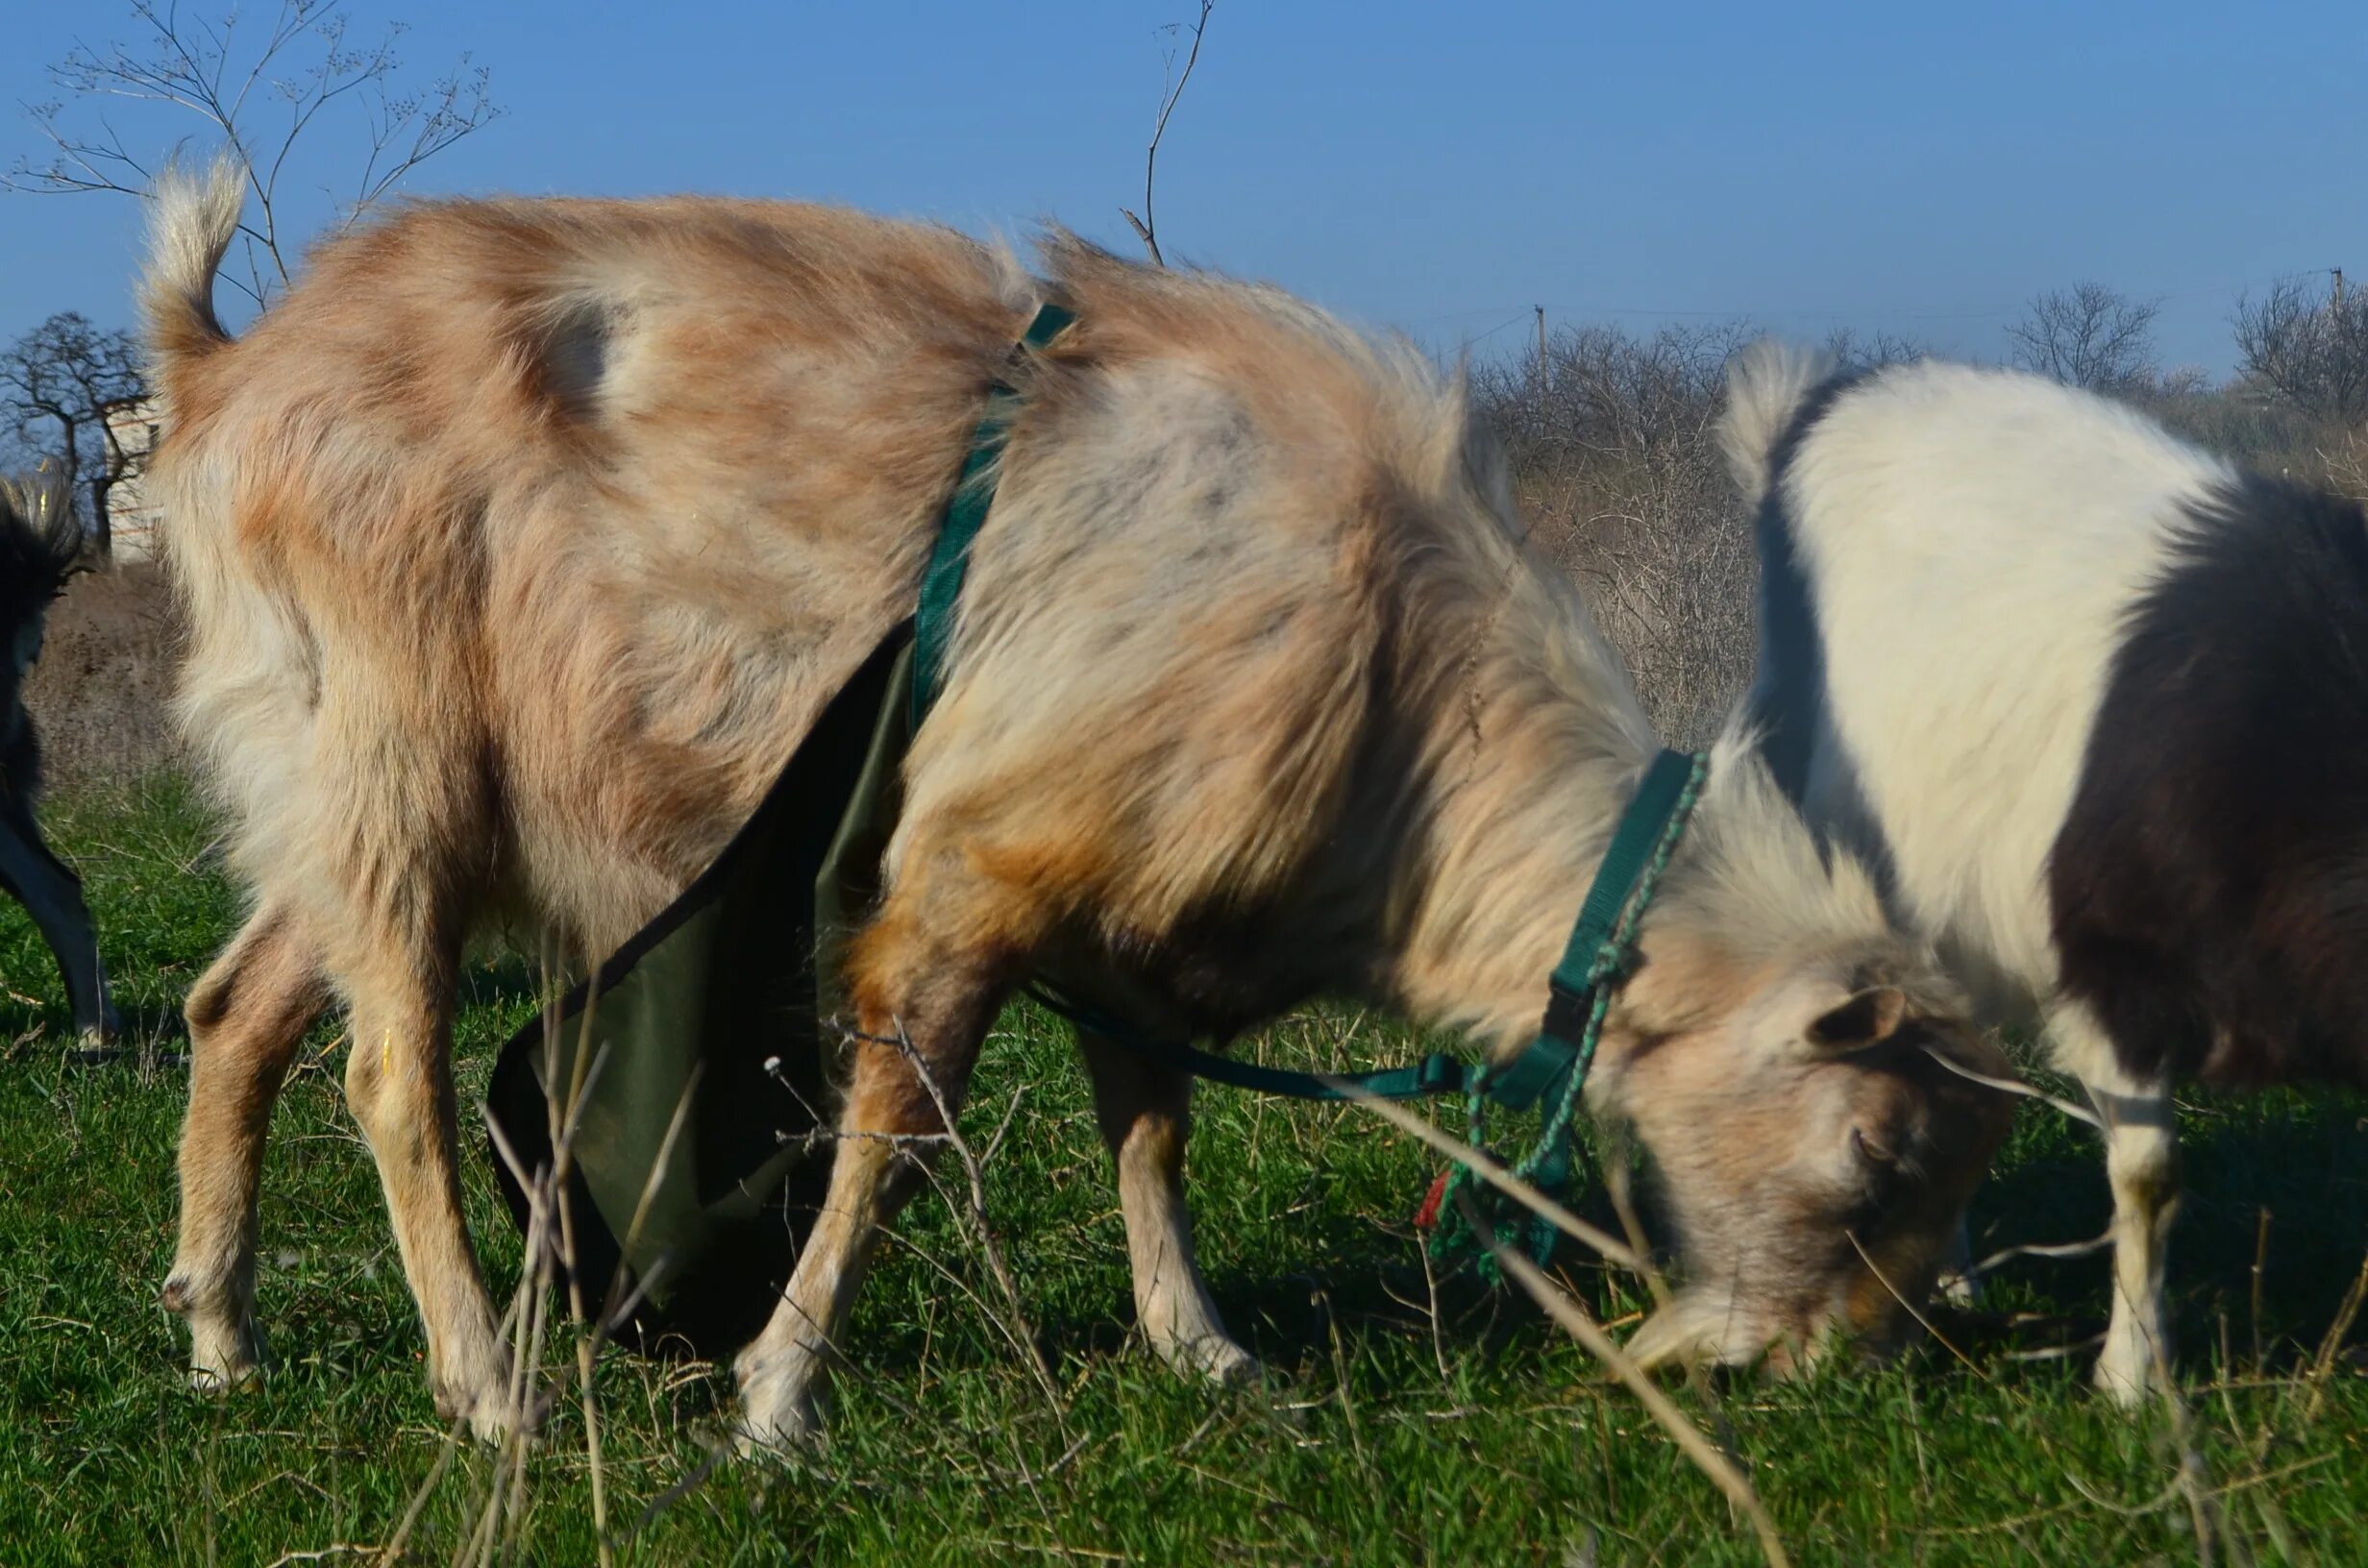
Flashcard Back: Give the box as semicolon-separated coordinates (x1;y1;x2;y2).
1717;339;1834;508
139;155;246;371
0;470;84;582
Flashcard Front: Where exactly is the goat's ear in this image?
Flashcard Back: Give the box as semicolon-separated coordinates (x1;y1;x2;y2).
1799;986;1906;1055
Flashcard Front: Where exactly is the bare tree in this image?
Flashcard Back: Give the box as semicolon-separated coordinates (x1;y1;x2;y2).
0;314;147;553
1820;326;1931;373
8;0;499;307
2232;274;2368;426
1120;1;1213;268
2006;282;2160;392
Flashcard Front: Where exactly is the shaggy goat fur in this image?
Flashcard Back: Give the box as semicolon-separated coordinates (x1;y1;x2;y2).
143;160;2009;1446
0;471;114;1043
1731;339;2368;1402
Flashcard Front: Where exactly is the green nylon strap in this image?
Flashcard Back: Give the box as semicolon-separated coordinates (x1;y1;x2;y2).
1027;748;1703;1117
1024;982;1472;1101
911;302;1079;726
1148;1040;1473;1101
1483;746;1704;1112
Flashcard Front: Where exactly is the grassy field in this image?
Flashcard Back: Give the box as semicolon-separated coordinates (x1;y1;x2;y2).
0;778;2363;1565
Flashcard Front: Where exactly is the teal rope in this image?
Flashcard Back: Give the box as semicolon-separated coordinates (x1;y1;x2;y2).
1428;751;1709;1275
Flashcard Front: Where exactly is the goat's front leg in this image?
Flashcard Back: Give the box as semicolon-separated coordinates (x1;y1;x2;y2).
2053;1002;2180;1404
0;792;116;1043
1077;1027;1256;1384
2094;1082;2179;1402
734;897;1008;1452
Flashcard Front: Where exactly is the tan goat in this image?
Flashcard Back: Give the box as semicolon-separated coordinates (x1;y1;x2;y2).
140;160;2012;1447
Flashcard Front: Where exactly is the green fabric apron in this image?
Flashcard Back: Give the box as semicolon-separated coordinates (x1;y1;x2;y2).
486;628;918;1354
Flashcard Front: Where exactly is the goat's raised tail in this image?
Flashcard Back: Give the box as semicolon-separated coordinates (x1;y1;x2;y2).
1717;339;1834;508
140;157;247;370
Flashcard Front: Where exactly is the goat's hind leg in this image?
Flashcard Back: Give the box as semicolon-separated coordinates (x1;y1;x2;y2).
1077;1027;1257;1384
339;914;514;1438
162;903;329;1387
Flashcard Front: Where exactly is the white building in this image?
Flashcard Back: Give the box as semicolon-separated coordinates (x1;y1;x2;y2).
100;395;163;561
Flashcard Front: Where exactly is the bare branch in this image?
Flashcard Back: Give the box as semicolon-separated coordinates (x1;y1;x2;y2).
9;0;501;306
1121;0;1213;267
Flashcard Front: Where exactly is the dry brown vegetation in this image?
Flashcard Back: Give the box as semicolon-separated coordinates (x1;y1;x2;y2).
22;557;182;791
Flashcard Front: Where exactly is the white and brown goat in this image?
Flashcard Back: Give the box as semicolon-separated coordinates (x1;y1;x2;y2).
141;161;2010;1447
0;471;114;1044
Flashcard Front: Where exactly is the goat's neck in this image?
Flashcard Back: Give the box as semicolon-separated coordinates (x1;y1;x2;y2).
1384;671;1688;1063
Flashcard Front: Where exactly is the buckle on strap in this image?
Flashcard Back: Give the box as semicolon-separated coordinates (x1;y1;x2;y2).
1484;1032;1578;1112
1415;1052;1468;1096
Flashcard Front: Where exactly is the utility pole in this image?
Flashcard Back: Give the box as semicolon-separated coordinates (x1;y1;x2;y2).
1534;305;1547;398
2335;268;2346;311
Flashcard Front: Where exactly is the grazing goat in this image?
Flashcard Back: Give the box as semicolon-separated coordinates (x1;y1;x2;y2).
1730;340;2368;1402
0;472;115;1043
142;160;2009;1448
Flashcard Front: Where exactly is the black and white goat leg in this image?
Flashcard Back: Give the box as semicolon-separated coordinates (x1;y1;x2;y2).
0;791;115;1043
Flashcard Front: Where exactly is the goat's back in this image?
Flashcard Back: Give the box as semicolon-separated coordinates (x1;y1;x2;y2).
153;198;1048;951
1748;360;2228;1015
149;196;1495;974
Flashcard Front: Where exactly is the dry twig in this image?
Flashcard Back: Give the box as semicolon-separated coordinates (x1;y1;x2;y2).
1119;1;1213;267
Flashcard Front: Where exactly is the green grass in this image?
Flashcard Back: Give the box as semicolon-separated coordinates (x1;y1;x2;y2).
1;779;2363;1565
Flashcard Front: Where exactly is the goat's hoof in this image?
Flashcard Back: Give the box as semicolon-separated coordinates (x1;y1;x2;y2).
733;1394;827;1459
171;1288;264;1390
432;1335;531;1444
2091;1340;2159;1408
1151;1327;1263;1390
434;1377;533;1445
1194;1339;1264;1389
733;1355;829;1458
186;1360;260;1394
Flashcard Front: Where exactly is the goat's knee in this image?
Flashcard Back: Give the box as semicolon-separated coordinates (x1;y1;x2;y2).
2094;1088;2180;1403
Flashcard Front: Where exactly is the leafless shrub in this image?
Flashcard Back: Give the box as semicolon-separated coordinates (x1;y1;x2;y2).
2232;275;2368;427
1820;326;1932;373
19;561;185;790
2008;282;2161;393
1476;322;1758;746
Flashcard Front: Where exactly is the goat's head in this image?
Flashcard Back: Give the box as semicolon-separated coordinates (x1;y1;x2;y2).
1592;930;2014;1375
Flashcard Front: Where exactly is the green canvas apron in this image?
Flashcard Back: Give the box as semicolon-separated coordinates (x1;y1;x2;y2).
486;628;919;1354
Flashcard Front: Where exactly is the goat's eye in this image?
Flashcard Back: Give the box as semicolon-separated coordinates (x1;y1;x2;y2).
1849;1127;1897;1167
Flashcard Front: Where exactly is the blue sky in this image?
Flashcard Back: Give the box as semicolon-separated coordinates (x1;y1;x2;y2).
2;0;2361;375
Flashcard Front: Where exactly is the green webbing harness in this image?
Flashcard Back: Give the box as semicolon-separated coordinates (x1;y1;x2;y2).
915;301;1710;1272
1419;746;1707;1270
911;301;1078;725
